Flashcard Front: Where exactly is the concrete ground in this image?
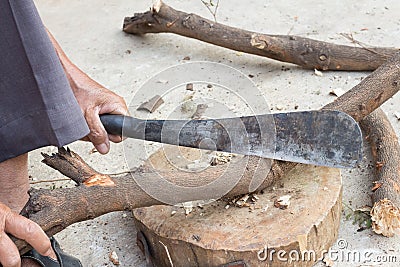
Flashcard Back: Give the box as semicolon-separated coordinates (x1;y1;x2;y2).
30;0;400;266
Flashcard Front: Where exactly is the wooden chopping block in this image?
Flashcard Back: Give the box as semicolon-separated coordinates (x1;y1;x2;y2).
132;147;342;267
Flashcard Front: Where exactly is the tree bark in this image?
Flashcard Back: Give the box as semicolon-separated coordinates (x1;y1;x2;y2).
360;110;400;237
123;1;399;71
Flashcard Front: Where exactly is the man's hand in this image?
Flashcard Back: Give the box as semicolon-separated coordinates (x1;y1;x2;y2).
69;73;128;154
46;30;128;154
0;202;56;267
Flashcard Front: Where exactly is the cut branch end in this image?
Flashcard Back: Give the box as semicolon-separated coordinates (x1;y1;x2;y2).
371;198;400;237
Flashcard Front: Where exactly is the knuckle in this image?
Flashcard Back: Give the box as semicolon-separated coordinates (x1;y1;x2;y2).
90;129;104;142
40;239;52;256
23;220;40;237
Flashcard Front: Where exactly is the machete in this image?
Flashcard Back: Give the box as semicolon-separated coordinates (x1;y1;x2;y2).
100;110;362;168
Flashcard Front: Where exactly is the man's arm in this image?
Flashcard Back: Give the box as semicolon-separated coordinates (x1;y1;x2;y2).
46;30;128;154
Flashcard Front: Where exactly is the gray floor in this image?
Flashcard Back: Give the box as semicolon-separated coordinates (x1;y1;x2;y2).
29;0;400;266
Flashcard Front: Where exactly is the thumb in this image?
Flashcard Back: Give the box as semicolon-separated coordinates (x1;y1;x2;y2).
85;108;110;154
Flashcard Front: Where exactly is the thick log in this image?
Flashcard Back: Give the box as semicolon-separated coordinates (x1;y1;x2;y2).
133;157;342;267
123;1;399;71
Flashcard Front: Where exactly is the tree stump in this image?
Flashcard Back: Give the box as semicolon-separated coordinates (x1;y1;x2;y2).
133;148;342;267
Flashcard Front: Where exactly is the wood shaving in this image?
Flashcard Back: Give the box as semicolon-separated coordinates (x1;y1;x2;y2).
109;251;120;265
372;181;383;192
137;95;164;113
210;152;233;166
274;195;291;209
182;202;194;215
329;88;345;97
376;161;384;171
314;68;323;77
153;0;162;13
323;255;334;267
235;194;250;207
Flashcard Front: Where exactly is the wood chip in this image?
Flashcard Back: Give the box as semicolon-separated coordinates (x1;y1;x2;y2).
89;147;98;154
376;161;384;171
137;95;164;113
235;194;249;207
191;104;208;119
186;83;194;91
323;255;334;267
329;88;345;97
274;195;291;209
314;68;323;77
372;181;383;192
210;152;233;166
109;251;120;265
183;56;191;60
182;202;194;215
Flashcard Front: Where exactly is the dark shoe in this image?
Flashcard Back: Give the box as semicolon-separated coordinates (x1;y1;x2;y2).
21;237;82;267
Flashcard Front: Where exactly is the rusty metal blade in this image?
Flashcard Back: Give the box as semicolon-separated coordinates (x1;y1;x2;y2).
100;110;362;168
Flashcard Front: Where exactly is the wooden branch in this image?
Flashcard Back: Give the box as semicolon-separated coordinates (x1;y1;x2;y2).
123;1;399;71
16;149;277;254
323;51;400;121
360;110;400;237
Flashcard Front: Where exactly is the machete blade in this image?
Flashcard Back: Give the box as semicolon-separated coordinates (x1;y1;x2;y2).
100;110;362;168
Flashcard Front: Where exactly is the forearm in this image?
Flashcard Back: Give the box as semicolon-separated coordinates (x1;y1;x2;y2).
46;29;100;92
45;29;128;154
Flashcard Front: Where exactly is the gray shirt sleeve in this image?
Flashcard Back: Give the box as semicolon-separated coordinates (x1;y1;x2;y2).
0;0;89;162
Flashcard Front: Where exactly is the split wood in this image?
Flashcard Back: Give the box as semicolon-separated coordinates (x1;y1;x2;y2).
15;0;400;254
